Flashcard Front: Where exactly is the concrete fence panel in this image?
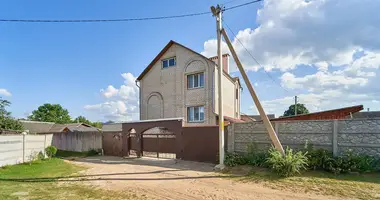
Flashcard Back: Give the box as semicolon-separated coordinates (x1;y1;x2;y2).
0;134;53;167
228;118;380;157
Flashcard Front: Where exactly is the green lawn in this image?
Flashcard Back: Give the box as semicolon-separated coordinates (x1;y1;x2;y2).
0;158;143;200
229;166;380;200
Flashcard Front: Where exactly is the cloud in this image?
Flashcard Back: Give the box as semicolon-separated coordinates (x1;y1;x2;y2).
100;85;119;98
0;88;11;97
220;0;380;116
254;89;378;117
84;73;139;122
202;0;380;72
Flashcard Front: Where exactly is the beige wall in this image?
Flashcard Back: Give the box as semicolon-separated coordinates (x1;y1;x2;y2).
140;44;216;125
213;67;241;119
140;44;240;125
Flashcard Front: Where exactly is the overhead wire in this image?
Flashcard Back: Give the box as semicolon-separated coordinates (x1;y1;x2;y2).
0;0;263;23
222;20;292;94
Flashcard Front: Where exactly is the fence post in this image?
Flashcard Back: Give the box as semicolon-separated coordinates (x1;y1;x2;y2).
43;134;47;157
333;120;338;156
227;123;235;152
22;134;26;163
274;122;279;134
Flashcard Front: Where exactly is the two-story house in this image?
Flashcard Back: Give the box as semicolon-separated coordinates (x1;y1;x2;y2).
136;40;242;125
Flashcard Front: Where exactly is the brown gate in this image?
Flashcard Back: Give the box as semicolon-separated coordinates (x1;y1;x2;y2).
102;132;124;156
123;119;182;158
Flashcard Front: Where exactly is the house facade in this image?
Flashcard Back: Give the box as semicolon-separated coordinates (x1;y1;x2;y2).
136;40;241;125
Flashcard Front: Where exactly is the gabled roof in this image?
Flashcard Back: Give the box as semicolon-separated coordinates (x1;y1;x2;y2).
20;121;99;133
136;40;240;86
20;120;55;133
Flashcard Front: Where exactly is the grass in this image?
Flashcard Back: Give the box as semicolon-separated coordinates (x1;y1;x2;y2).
0;158;144;200
228;166;380;200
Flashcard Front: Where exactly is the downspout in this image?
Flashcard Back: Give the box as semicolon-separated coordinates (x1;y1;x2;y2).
135;80;141;120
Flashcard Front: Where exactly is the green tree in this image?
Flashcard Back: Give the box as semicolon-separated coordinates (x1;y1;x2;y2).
73;116;102;128
283;103;309;117
28;103;71;124
0;98;23;130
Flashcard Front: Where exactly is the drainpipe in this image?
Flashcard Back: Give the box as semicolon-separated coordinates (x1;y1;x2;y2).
135;80;141;120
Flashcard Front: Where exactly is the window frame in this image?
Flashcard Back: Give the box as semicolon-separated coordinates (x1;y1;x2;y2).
187;106;205;122
162;57;176;69
187;72;204;89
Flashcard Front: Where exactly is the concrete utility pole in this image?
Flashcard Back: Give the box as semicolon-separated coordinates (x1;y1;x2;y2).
221;28;285;155
295;96;298;116
211;5;225;168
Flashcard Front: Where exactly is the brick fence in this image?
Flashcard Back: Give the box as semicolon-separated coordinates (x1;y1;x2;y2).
227;118;380;157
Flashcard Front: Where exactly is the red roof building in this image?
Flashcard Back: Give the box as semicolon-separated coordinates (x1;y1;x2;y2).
271;105;363;121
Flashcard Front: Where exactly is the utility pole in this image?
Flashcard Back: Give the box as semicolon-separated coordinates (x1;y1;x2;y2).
295;96;298;116
211;4;225;168
221;29;285;155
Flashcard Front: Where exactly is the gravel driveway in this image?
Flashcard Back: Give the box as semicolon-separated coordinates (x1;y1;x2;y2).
69;156;341;200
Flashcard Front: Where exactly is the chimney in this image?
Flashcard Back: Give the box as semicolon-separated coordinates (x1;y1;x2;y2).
209;54;230;74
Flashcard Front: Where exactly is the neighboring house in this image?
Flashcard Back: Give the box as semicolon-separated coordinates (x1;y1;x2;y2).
241;114;276;122
20;120;99;134
270;105;363;121
136;40;241;125
351;111;380;119
102;123;122;132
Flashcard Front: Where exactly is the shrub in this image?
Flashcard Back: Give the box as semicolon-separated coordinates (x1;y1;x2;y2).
225;152;247;167
45;146;57;158
87;149;99;156
303;145;333;170
37;151;45;161
324;150;378;174
266;147;308;177
245;143;268;167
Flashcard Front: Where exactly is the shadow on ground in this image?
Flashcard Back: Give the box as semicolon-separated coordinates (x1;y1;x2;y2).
0;156;241;183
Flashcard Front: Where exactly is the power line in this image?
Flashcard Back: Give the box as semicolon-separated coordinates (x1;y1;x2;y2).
0;0;262;23
221;0;241;6
224;0;263;11
222;20;292;94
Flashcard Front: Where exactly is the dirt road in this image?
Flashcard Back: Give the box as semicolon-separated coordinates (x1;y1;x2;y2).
69;156;342;200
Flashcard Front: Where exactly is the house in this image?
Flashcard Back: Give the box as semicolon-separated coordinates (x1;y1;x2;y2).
136;40;241;125
241;114;276;122
20;120;100;134
351;111;380;119
270;105;363;121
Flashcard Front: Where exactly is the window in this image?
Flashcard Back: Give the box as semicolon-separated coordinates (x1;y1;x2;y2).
162;57;176;68
187;106;205;122
187;73;204;89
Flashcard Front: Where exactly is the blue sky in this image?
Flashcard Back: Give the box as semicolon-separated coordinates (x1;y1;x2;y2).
1;0;380;122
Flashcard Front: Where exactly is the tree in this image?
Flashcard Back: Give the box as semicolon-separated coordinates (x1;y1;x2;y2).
73;116;102;128
28;103;71;124
283;103;310;117
104;120;115;124
0;98;23;130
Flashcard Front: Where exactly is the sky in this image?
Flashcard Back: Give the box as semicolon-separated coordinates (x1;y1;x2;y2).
1;0;380;122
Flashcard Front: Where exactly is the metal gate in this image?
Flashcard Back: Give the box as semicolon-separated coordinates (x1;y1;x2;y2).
124;119;182;159
102;131;124;156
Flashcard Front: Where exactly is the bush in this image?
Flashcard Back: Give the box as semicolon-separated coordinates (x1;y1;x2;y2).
225;152;247;167
324;150;378;174
245;143;268;167
87;149;99;156
303;145;333;170
266;147;308;177
37;151;45;161
45;146;57;158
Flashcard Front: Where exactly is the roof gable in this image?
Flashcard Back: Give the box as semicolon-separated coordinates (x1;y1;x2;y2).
136;40;241;87
137;40;212;81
